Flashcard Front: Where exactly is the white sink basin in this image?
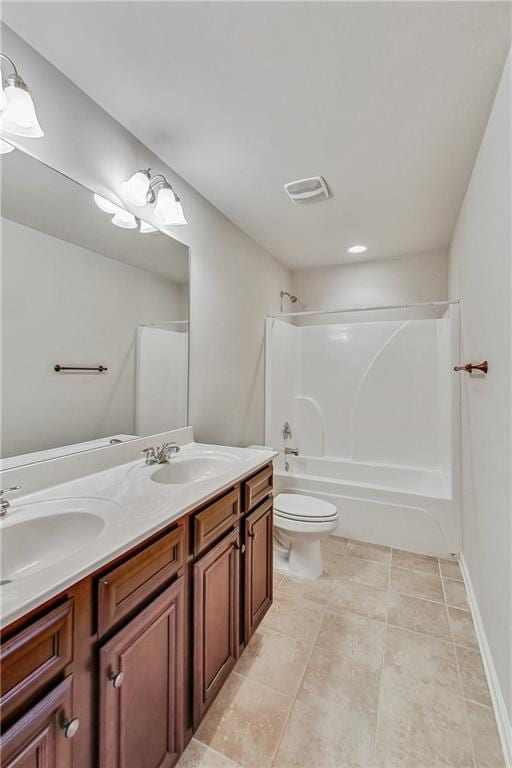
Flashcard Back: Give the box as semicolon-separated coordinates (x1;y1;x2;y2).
150;455;238;485
1;498;120;582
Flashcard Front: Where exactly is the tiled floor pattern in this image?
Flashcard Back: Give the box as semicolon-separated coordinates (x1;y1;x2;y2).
180;537;504;768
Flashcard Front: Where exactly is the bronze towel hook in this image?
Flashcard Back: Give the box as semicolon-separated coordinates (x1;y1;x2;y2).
453;361;488;374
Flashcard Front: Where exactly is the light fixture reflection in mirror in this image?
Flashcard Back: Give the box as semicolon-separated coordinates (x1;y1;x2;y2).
140;220;158;234
0;138;14;154
111;209;138;229
93;193;122;215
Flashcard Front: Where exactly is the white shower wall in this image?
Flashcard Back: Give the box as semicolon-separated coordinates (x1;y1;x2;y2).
267;315;453;470
265;307;460;554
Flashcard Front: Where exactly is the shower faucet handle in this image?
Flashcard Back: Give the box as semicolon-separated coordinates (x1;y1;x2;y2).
282;421;292;440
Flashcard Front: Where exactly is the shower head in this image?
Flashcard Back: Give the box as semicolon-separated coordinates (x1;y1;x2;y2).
280;290;298;303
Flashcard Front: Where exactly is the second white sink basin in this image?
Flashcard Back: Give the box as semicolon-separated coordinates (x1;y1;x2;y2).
1;498;120;581
150;455;238;485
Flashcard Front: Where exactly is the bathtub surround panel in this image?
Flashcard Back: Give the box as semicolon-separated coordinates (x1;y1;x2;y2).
267;311;454;468
266;305;460;555
449;49;512;755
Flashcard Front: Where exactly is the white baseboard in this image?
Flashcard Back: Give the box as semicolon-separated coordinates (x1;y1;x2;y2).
459;553;512;767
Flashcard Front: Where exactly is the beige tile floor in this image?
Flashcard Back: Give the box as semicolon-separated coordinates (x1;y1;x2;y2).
180;537;504;768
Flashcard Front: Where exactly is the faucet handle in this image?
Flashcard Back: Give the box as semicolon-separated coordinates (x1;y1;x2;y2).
0;486;21;498
141;447;157;464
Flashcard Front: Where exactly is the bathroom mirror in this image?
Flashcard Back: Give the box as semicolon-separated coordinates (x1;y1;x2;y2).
0;143;190;468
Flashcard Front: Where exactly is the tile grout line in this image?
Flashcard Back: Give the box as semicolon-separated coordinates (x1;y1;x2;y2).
440;556;478;768
269;600;328;767
370;553;391;768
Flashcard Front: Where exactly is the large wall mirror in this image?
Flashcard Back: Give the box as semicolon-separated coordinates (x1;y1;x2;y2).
1;144;190;468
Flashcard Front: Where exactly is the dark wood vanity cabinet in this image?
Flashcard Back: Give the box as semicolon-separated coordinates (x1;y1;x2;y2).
192;527;240;728
0;462;274;768
1;676;75;768
244;496;273;644
99;579;184;768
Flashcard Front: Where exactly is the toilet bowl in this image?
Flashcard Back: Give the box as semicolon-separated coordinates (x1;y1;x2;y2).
273;493;339;580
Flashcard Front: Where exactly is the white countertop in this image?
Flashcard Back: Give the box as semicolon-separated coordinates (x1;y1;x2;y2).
0;441;276;628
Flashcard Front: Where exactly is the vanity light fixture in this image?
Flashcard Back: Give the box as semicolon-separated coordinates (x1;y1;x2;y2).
0;138;14;154
0;53;44;138
120;169;151;207
347;244;368;254
120;170;188;225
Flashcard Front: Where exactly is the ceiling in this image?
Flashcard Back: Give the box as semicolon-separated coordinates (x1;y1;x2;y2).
1;144;189;283
3;2;511;270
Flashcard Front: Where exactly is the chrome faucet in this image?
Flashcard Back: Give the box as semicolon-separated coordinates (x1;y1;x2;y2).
0;486;21;517
142;442;181;465
284;447;299;456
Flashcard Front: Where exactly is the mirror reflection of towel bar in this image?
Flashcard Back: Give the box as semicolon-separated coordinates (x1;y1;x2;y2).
54;364;108;373
453;361;488;374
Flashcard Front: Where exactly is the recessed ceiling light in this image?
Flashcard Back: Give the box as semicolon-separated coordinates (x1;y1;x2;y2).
347;245;367;254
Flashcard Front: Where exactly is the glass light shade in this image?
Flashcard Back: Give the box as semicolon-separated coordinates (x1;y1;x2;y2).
154;187;187;225
120;171;150;207
111;209;137;229
171;199;187;225
0;83;44;138
93;193;123;215
0;138;14;154
140;220;158;234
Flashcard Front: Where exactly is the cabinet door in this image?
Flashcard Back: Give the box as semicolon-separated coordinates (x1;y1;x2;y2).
99;578;184;768
244;497;273;644
0;677;75;768
193;527;240;728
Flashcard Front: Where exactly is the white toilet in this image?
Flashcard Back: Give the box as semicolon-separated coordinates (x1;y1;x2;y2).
273;493;339;580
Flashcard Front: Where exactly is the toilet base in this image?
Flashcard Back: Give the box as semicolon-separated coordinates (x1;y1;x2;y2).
273;536;324;580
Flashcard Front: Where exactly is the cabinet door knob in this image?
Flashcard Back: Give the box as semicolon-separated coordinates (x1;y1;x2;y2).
235;542;246;554
63;718;80;739
108;670;125;688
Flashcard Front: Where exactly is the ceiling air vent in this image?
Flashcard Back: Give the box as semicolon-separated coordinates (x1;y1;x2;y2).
283;176;329;204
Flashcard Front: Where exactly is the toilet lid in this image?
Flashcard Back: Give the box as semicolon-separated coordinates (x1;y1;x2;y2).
274;493;338;522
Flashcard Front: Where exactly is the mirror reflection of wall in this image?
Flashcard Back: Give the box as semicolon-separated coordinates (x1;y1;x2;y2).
1;145;190;466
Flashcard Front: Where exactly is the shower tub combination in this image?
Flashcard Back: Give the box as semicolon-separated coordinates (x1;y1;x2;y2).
266;302;461;557
273;454;456;556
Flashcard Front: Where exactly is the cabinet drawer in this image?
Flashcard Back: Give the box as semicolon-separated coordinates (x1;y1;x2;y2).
0;676;74;768
0;599;73;722
244;464;273;511
193;489;241;556
98;524;184;636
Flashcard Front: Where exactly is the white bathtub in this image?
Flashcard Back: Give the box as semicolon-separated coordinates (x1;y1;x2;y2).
273;454;460;556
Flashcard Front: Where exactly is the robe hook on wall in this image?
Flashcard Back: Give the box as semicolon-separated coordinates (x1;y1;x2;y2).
453;361;488;374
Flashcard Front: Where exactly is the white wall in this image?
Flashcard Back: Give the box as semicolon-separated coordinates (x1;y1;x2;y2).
1;24;290;447
291;250;448;311
449;50;511;735
1;218;184;457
